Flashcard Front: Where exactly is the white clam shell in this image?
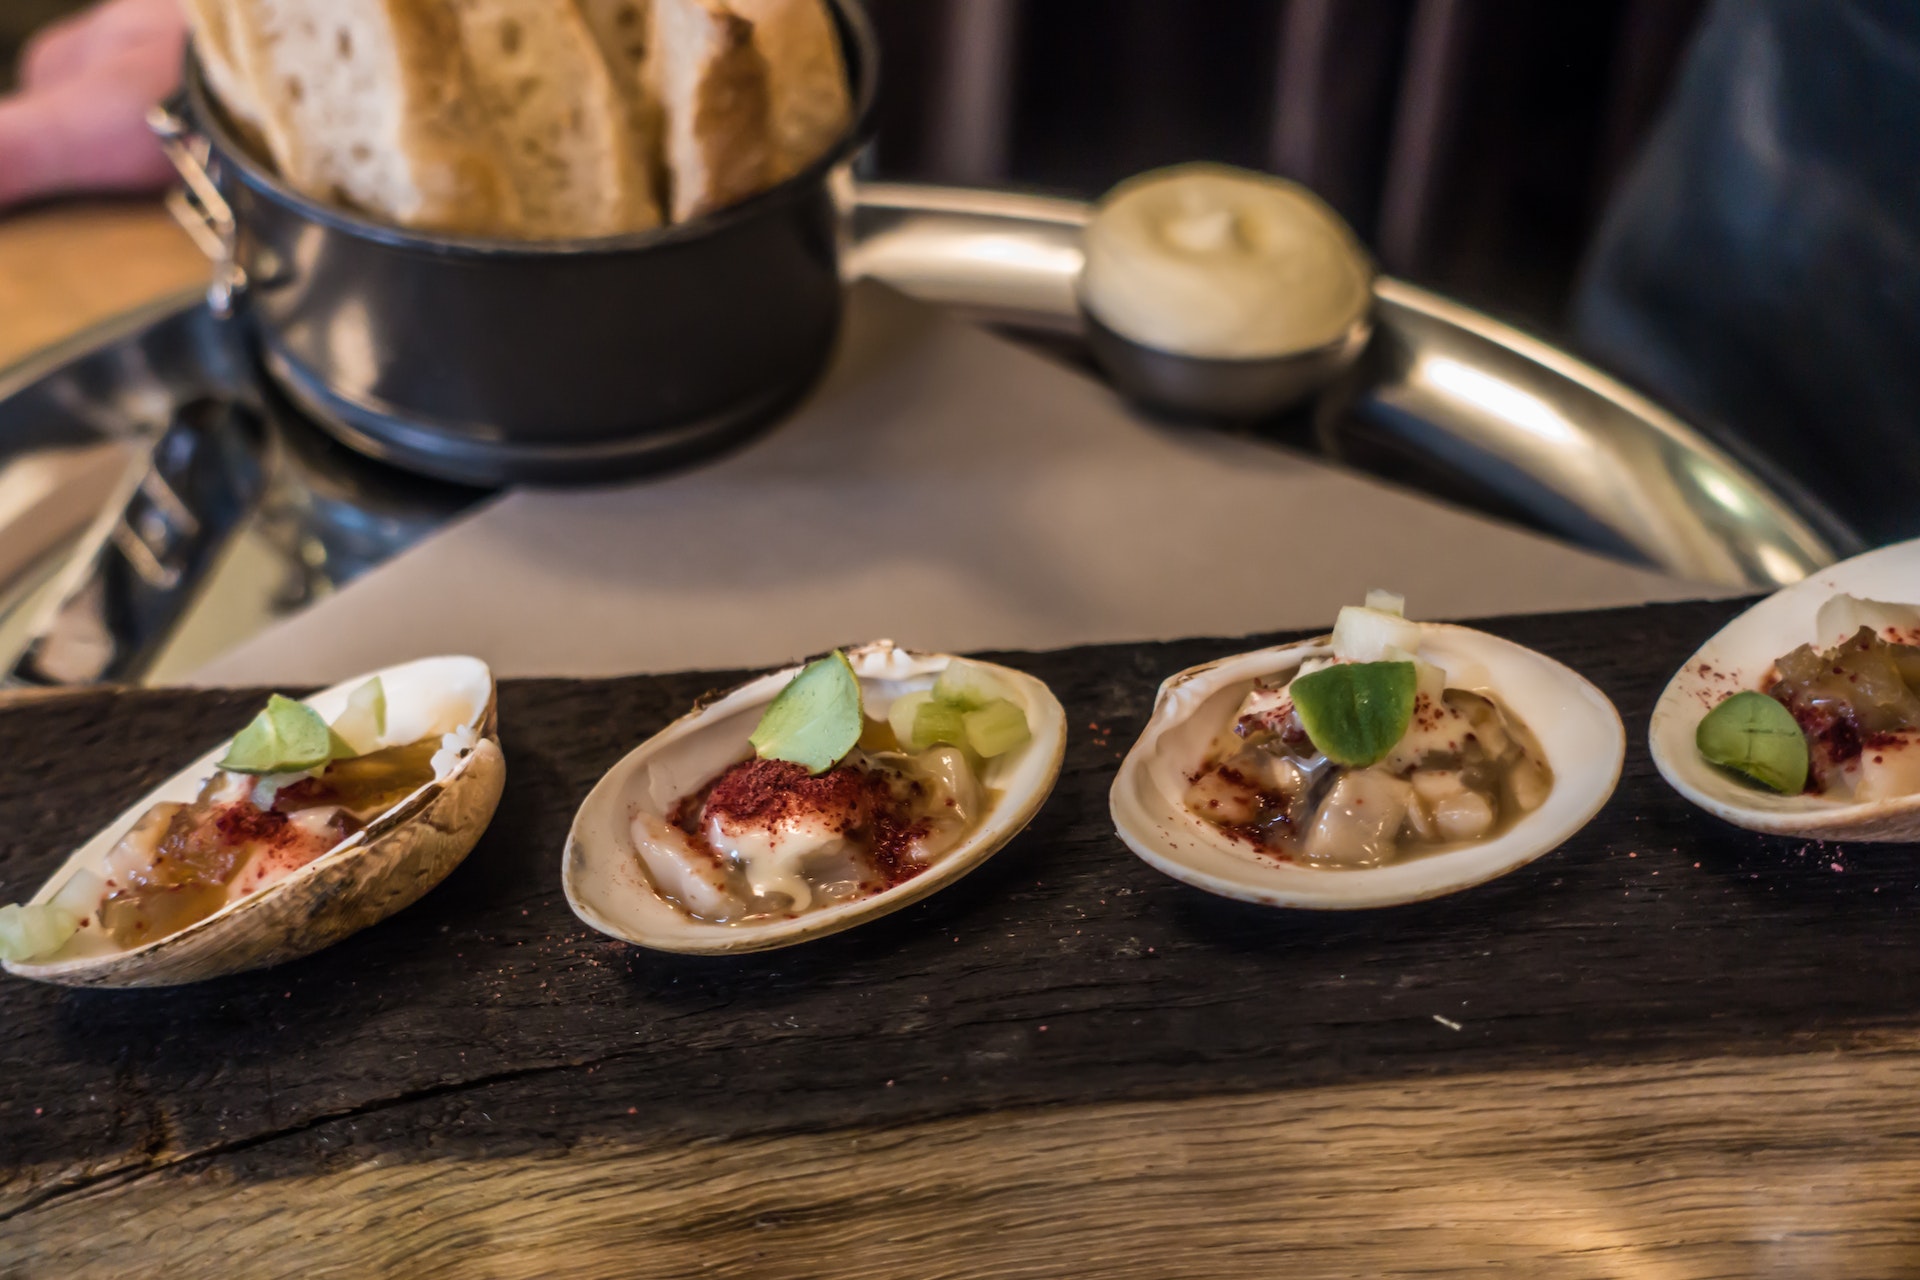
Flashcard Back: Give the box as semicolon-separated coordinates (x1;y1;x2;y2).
1650;537;1920;840
4;656;504;987
1110;624;1624;909
564;641;1067;954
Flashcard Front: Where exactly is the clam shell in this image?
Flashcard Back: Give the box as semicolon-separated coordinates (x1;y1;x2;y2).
3;656;504;987
1110;625;1624;909
1650;537;1920;840
564;641;1067;954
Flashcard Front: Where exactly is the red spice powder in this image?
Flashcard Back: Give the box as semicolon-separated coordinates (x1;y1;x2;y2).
1191;761;1296;852
269;778;328;812
681;756;936;894
215;801;292;847
867;812;932;889
703;757;874;834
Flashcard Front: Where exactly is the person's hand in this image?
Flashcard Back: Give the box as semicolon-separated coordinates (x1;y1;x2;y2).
0;0;186;209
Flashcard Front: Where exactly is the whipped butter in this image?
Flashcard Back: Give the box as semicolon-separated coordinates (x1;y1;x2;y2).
1079;163;1372;360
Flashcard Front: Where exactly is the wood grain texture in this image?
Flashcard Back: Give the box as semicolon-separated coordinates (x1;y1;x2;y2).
9;1048;1920;1278
8;598;1920;1274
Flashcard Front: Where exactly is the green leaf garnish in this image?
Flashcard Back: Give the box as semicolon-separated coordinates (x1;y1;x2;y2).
1697;691;1808;794
219;694;354;775
1289;661;1417;767
750;651;864;774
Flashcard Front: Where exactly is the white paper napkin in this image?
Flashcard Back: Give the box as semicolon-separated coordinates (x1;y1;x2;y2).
194;283;1711;685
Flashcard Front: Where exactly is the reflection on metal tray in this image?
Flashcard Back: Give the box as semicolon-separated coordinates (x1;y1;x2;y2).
0;183;1858;688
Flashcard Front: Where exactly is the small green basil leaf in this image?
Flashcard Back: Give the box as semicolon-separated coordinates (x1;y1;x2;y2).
219;694;346;775
1289;661;1418;768
749;651;864;774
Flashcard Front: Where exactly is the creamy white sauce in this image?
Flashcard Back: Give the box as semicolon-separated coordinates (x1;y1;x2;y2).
1079;162;1372;359
704;807;848;913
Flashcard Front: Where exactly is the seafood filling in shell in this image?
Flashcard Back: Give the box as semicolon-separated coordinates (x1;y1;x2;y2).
0;655;504;986
564;641;1068;953
641;746;986;921
1190;677;1551;869
1110;592;1625;910
1649;540;1920;843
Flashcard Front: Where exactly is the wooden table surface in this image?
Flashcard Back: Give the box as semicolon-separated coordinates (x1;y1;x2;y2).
6;600;1920;1277
0;199;206;372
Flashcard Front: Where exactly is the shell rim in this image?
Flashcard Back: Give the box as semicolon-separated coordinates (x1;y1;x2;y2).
1109;623;1625;910
562;641;1067;955
3;656;497;980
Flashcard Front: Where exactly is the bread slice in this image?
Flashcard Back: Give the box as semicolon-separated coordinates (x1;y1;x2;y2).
573;0;668;222
722;0;849;179
225;0;519;234
649;0;774;222
576;0;652;86
447;0;661;236
181;0;273;151
180;0;255;125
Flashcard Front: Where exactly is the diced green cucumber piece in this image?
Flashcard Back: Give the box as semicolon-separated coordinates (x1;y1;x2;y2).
219;694;354;775
0;901;80;962
963;698;1030;758
1697;691;1808;794
888;689;934;747
911;699;969;752
750;650;864;774
932;659;1012;711
49;868;104;921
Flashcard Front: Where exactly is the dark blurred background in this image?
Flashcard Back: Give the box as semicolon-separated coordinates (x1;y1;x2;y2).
4;0;1705;332
866;0;1709;332
10;0;1914;542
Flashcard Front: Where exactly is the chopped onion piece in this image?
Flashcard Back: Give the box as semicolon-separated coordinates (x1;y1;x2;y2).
49;867;104;923
1364;589;1406;616
1410;657;1447;707
331;676;388;756
1331;604;1422;663
1814;594;1920;650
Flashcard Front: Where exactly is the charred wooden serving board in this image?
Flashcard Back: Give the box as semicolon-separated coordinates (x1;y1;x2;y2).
7;598;1920;1277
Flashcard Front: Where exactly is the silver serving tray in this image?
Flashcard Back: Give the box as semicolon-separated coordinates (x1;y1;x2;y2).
0;184;1855;686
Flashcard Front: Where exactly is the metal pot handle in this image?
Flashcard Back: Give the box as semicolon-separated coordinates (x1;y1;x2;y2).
146;98;247;319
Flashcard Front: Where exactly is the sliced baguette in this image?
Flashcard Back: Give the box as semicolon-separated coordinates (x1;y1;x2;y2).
226;0;519;234
723;0;848;179
576;0;652;86
650;0;775;222
448;0;661;236
573;0;668;223
181;0;269;144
